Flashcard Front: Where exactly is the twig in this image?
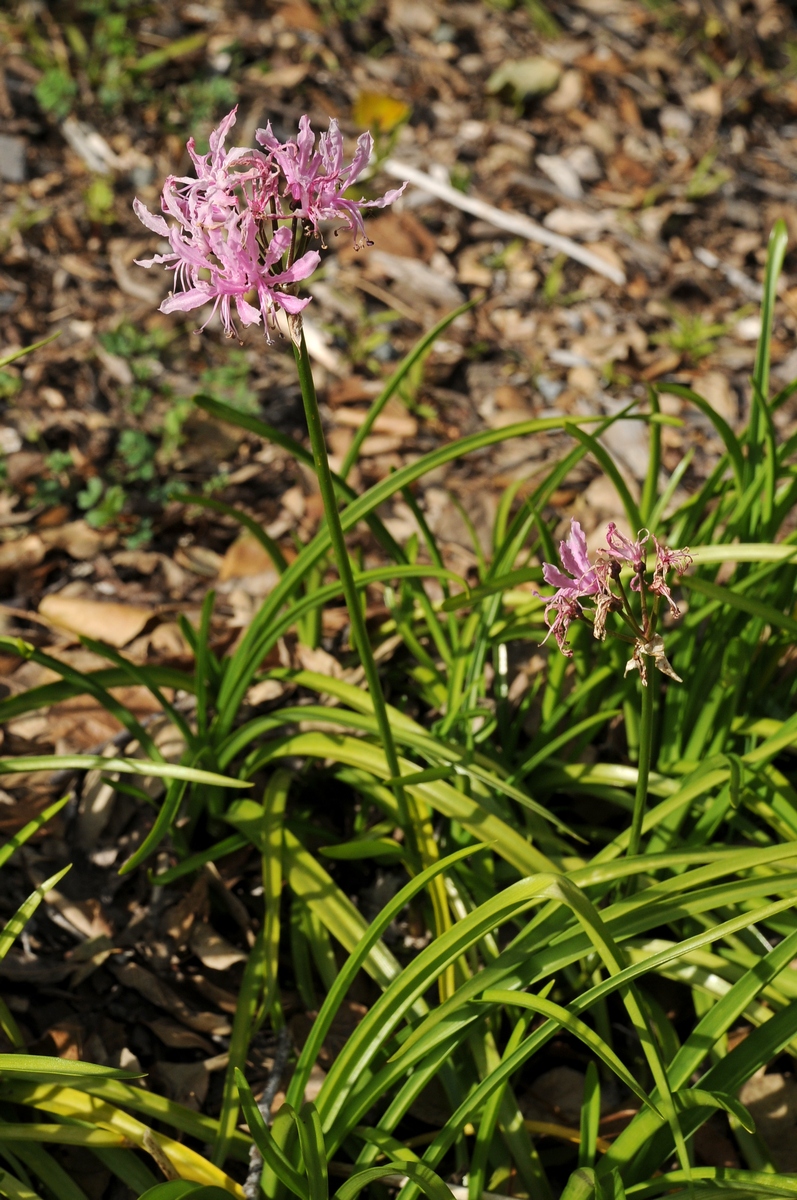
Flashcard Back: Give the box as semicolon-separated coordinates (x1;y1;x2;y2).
382;159;627;286
694;247;763;302
243;1027;291;1200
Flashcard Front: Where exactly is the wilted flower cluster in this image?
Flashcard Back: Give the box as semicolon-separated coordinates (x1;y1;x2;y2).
540;519;691;684
134;107;406;340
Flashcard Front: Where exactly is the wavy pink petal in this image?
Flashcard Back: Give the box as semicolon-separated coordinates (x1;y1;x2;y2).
559;519;591;579
209;107;238;161
346;130;373;186
235;295;262;326
542;563;577;590
161;285;214;313
261;225;294;270
133;198;169;237
278;248;321;283
274;291;312;313
360;181;409;209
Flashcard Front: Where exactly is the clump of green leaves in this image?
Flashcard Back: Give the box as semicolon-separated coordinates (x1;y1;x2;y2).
23;0;236;128
685;149;733;201
0;369;22;400
653;308;729;362
29;449;73;507
34;66;78;119
174;75;238;129
99;321;171;414
77;476;126;526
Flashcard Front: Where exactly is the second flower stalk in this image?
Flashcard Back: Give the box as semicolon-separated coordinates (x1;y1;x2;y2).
541;519;691;686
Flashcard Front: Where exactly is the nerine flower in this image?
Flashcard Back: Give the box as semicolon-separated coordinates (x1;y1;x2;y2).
540;518;690;682
256;116;407;246
134;107;407;338
605;523;649;588
650;537;692;616
540;520;603;656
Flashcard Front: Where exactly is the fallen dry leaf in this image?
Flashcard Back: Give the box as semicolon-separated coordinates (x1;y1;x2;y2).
146;1018;214;1053
40;521;117;560
39;595;154;647
0;534;45;573
162;875;210;946
219;534;279;581
189;922;247;971
110;961;232;1035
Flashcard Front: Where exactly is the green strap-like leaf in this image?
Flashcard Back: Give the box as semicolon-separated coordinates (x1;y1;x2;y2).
481;990;661;1117
234;1074;309;1200
335;1162;453;1200
0;868;71;965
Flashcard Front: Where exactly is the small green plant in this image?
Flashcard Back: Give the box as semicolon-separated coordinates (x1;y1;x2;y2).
77;477;126;527
175;76;238;130
99;320;174;421
685;149;732;201
652;308;729;361
85;175;116;224
118;428;156;482
0;369;22;400
29;449;74;507
33;66;78;119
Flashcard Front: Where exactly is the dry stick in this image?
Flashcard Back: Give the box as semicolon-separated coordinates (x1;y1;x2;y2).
242;1026;292;1200
694;247;763;302
382;159;627;286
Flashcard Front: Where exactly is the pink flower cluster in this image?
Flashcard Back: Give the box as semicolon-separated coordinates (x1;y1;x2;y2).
134;108;407;340
540;519;691;682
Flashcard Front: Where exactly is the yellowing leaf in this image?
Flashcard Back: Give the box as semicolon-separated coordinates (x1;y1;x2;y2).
353;91;410;134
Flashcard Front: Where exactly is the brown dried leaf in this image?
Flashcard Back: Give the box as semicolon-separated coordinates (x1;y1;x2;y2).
40;521;117;560
161;875;209;946
189;922;246;971
146;1018;214;1052
38;595;154;647
110;961;232;1035
0;535;45;573
739;1067;797;1172
155;1060;210;1110
219;534;278;581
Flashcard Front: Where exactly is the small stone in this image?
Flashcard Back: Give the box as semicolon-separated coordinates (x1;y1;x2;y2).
659;105;694;139
0;427;22;454
40;386;66;410
0;136;27;183
536;375;564;403
686;85;723;118
543;69;584;113
581;119;617;156
735;315;762;342
564;144;602;182
537;154;583;200
487;57;561;102
568;365;599;394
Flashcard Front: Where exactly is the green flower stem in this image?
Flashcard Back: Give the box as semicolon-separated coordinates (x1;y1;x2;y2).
292;322;412;840
627;666;655;866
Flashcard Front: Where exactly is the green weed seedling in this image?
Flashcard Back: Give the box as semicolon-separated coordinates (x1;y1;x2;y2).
652;308;729;363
